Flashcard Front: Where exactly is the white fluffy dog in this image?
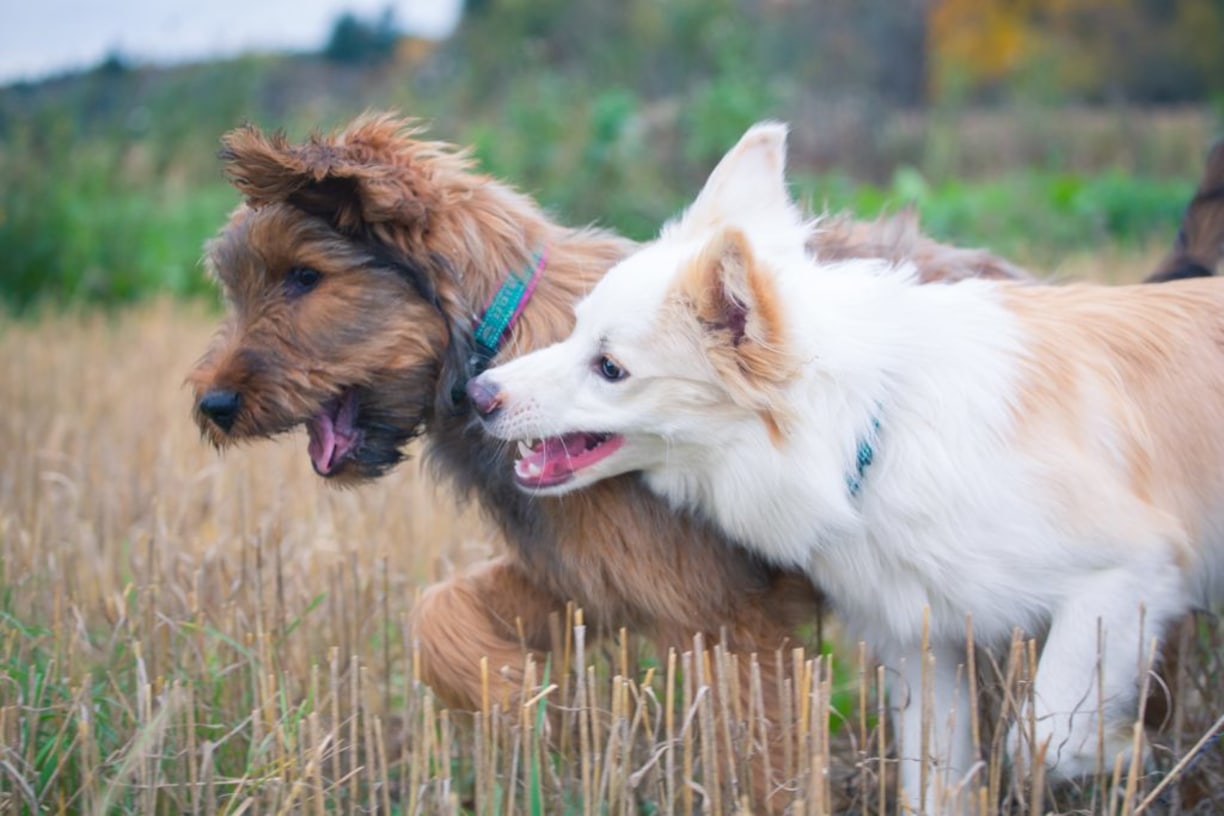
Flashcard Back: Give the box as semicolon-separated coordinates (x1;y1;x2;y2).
467;123;1224;810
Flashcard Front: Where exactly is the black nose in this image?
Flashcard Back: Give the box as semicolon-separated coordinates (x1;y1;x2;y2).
465;376;502;417
198;388;242;432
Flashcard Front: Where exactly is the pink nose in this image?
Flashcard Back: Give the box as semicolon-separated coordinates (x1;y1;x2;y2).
465;376;502;416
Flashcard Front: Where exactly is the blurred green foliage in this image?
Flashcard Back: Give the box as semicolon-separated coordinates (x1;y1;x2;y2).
798;166;1198;265
0;59;274;312
0;1;1218;313
0;139;232;309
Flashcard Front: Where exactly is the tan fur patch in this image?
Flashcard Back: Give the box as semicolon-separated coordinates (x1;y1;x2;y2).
1004;279;1224;548
759;410;786;447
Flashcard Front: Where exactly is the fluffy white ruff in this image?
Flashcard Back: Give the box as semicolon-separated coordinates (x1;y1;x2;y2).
473;122;1224;810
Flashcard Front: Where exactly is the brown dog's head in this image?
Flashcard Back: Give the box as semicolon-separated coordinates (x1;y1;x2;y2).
189;115;512;483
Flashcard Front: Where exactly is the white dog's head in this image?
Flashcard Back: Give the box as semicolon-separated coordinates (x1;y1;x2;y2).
468;122;810;494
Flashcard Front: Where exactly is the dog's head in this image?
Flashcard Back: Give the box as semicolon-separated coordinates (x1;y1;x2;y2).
469;122;807;495
188;115;496;483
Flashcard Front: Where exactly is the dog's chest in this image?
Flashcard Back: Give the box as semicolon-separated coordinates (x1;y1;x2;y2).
809;460;1096;652
808;534;1037;650
651;451;860;570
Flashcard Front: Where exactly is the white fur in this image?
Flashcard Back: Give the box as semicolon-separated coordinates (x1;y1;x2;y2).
474;124;1221;811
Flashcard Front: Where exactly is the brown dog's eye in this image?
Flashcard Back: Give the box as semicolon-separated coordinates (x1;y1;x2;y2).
285;266;322;296
596;354;628;382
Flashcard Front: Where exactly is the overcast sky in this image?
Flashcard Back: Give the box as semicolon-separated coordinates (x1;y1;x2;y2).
0;0;463;84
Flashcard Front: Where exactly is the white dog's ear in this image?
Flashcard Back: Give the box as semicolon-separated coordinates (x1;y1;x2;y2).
680;226;794;385
672;121;796;237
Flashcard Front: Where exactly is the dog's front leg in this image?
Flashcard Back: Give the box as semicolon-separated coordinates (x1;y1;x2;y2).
409;554;562;711
1010;559;1185;782
891;638;977;814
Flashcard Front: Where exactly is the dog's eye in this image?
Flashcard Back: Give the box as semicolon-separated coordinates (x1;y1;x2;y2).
285;266;322;296
596;354;628;382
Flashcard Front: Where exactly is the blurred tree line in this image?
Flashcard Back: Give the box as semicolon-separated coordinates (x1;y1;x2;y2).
324;8;401;65
456;0;1222;107
0;0;1219;310
929;0;1224;104
443;0;1220;199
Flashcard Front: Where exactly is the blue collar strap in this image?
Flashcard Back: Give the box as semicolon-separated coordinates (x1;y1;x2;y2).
473;250;546;364
846;414;881;498
452;251;546;408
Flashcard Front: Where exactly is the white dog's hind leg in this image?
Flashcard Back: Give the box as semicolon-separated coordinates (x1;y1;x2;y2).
1011;557;1185;781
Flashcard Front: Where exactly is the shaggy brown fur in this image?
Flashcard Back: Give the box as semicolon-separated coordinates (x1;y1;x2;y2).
814;206;1029;281
189;114;1032;809
1147;140;1224;283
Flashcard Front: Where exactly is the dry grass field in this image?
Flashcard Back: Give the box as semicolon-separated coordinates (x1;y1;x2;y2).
2;249;1222;814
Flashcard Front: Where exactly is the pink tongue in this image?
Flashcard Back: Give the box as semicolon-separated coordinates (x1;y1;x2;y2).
306;393;360;475
307;412;337;474
540;436;582;481
519;435;583;478
518;433;625;486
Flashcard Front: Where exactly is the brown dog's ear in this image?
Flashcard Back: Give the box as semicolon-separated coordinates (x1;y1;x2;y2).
682;226;794;385
1181;140;1224;269
1147;140;1224;283
218;114;431;233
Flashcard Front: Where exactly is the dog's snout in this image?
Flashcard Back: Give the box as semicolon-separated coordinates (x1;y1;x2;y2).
198;388;242;432
465;377;503;417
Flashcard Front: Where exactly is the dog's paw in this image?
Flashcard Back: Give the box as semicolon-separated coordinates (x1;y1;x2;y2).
1006;712;1139;781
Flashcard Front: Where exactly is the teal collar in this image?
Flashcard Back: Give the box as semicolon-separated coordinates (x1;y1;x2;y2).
846;414;881;498
472;250;546;369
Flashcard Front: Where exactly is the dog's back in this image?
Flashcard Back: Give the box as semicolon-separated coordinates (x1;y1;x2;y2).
1001;277;1224;586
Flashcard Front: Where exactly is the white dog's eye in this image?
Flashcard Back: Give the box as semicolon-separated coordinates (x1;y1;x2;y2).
596;354;628;382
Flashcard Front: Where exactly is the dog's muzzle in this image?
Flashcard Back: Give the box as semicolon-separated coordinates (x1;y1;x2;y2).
198;388;242;433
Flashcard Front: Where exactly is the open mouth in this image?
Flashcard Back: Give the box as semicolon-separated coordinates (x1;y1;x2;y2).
306;389;362;476
512;432;625;488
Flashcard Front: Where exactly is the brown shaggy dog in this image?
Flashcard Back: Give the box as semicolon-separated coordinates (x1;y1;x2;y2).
1147;140;1224;283
188;114;1029;808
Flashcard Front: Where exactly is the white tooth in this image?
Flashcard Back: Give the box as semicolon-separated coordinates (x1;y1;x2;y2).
527;461;543;478
517;440;531;459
